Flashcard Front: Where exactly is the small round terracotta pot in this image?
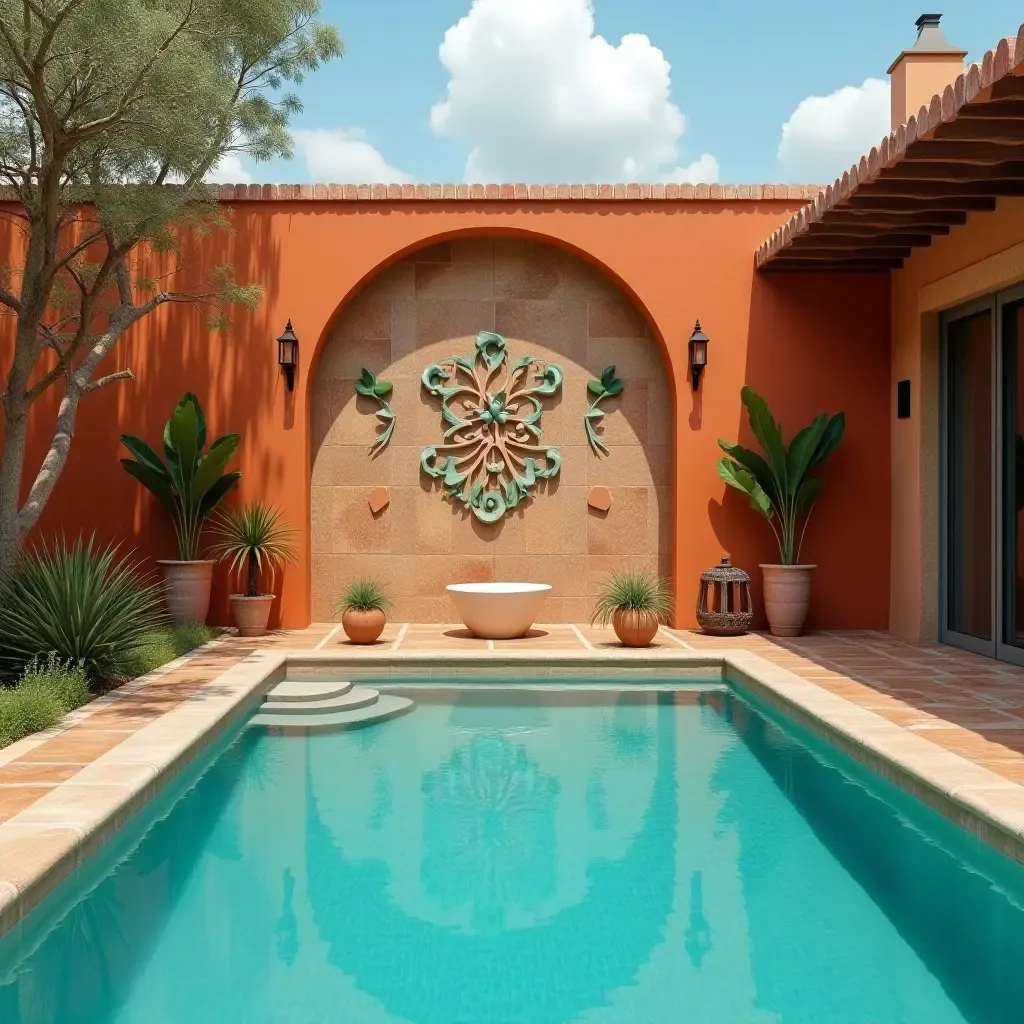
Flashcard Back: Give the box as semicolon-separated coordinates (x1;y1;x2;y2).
157;560;214;625
760;564;816;637
612;608;660;647
230;595;275;638
342;608;386;644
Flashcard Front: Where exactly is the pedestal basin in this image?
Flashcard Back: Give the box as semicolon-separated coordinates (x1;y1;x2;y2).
446;582;551;639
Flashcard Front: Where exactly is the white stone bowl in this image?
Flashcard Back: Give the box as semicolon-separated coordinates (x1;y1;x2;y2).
446;582;552;640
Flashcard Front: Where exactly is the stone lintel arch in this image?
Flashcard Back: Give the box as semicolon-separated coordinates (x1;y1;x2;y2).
308;230;678;624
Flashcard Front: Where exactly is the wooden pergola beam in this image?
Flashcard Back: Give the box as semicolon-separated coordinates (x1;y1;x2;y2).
933;121;1024;143
775;246;913;260
761;259;901;272
902;141;1024;164
802;223;949;237
882;160;1024;182
842;195;998;212
791;232;933;248
819;209;969;226
856;180;1024;199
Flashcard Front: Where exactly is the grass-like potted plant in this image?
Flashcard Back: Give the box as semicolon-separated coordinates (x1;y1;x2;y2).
592;570;673;647
717;385;845;637
120;393;240;624
336;579;391;644
209;502;297;637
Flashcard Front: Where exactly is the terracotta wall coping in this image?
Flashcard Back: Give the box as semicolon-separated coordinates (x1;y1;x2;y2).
213;183;824;203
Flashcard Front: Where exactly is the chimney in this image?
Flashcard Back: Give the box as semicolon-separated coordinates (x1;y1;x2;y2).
887;14;967;131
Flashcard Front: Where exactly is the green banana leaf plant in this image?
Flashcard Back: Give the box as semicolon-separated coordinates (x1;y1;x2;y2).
717;386;845;565
120;393;241;561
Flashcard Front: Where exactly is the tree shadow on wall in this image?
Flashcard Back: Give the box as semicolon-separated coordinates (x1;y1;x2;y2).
24;210;284;625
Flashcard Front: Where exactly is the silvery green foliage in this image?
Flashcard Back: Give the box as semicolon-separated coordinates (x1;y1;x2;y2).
0;0;341;572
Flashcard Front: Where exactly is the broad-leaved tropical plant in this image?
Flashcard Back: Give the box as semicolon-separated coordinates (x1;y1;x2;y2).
120;393;240;560
717;386;845;565
209;502;297;597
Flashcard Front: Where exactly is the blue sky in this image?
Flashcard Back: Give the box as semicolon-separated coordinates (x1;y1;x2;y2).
227;1;1024;185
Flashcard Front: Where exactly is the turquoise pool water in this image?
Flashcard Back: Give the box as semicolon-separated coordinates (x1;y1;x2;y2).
1;682;1023;1023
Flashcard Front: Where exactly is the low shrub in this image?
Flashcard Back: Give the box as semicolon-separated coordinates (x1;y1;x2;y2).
130;622;219;676
19;653;91;712
0;685;62;748
0;536;165;687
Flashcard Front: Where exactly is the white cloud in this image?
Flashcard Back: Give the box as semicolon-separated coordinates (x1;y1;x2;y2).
430;0;716;183
292;128;411;182
664;154;720;184
205;154;252;184
778;78;890;183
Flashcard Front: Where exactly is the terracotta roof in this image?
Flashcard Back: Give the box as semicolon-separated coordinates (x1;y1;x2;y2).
214;182;822;202
757;22;1024;271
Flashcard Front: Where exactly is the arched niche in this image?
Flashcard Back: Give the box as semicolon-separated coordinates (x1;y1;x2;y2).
310;236;673;623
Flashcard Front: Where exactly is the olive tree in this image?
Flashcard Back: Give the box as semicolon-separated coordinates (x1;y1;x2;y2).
0;0;341;575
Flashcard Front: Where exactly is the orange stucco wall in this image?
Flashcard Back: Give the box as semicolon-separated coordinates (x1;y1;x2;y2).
3;197;891;629
891;197;1024;640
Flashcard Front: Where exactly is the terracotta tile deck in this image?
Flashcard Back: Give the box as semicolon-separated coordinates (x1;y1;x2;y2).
1;624;1023;832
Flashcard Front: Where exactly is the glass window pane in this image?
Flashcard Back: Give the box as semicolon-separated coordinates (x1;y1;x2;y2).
946;309;993;640
1003;300;1024;648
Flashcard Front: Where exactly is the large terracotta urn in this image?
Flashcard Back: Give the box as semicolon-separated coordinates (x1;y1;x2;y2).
612;609;660;647
157;560;214;625
230;595;275;637
760;564;815;637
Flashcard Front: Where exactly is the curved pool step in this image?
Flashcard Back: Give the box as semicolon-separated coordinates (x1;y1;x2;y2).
250;694;415;733
262;687;381;716
265;679;353;703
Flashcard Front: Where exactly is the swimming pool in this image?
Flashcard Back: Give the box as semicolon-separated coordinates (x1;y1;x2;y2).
1;680;1022;1023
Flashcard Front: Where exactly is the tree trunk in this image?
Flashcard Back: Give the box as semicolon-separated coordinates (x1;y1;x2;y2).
0;411;28;581
247;550;259;597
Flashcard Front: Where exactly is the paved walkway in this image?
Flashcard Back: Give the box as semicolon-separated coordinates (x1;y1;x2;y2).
1;626;1023;828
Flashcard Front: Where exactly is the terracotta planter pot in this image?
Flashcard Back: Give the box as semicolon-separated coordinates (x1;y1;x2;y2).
612;608;660;647
342;608;386;644
230;595;275;637
760;564;816;637
157;560;214;625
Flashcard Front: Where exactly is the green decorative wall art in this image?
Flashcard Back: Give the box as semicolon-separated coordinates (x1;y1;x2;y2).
420;331;562;523
355;368;395;455
585;365;625;455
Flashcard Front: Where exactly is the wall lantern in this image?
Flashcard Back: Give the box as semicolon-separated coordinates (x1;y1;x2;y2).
688;320;709;391
277;319;299;391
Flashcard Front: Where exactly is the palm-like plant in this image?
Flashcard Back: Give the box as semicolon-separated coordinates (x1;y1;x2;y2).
717;386;845;565
120;393;240;560
208;502;298;597
0;537;164;685
591;571;673;626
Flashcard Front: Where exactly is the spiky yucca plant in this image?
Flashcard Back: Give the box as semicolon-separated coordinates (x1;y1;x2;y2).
335;579;392;617
208;502;297;597
591;571;673;626
0;537;164;685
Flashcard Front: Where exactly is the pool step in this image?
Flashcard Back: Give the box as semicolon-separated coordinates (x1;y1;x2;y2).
249;694;415;733
264;680;353;703
261;687;381;716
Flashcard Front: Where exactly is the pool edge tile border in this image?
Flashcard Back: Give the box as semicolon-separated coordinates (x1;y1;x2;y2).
3;645;1024;940
0;649;285;938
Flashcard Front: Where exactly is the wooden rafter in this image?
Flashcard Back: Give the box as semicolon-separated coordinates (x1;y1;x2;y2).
757;24;1024;271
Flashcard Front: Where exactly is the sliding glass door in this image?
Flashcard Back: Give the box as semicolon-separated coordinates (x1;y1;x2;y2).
941;285;1024;663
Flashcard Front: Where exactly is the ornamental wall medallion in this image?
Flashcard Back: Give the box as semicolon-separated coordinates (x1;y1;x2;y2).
420;332;562;523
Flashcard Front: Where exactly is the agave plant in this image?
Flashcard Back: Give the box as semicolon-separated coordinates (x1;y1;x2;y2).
120;392;241;560
208;502;298;597
0;537;164;685
591;570;673;626
717;386;845;565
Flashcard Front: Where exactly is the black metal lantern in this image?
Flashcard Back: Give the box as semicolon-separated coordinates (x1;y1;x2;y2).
688;320;709;391
277;319;298;391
